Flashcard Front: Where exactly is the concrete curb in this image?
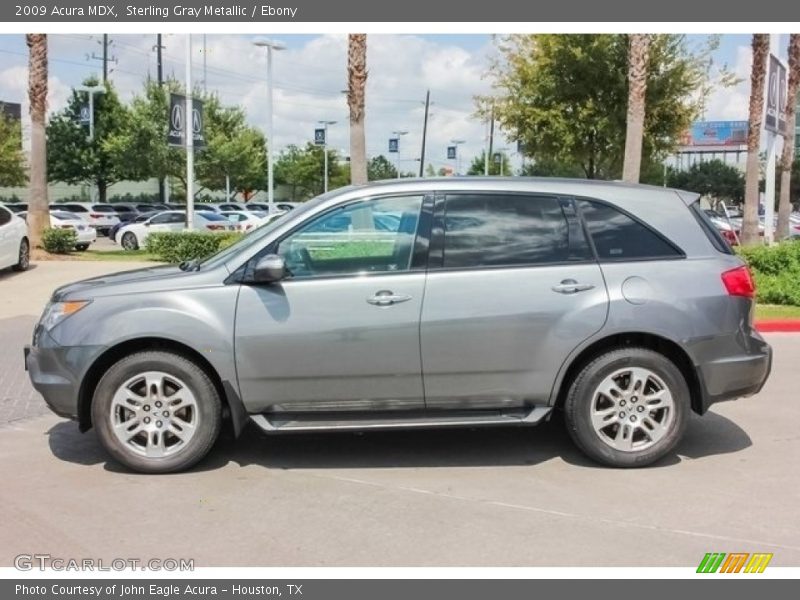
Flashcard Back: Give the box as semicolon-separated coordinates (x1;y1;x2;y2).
755;320;800;332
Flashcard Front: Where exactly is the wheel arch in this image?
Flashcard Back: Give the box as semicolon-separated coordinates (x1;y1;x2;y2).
77;336;248;436
552;331;704;415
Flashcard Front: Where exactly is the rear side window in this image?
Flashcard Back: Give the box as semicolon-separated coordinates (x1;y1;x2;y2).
442;194;592;268
200;213;227;222
91;204;116;213
577;199;682;261
690;201;734;255
64;204;88;213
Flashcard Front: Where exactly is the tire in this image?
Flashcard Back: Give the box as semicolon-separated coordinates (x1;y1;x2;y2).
12;237;29;272
75;244;89;252
92;351;222;474
121;231;139;250
564;347;689;468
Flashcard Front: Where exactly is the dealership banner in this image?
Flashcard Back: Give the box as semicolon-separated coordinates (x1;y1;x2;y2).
168;93;205;148
3;0;800;22
3;579;797;600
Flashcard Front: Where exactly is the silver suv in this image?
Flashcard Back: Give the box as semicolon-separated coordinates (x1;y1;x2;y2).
25;178;772;473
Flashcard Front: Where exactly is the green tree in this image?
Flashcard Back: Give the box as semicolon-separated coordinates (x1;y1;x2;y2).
666;160;745;204
519;157;584;178
368;154;398;180
46;78;130;202
0;114;25;187
467;150;511;176
479;35;729;180
275;143;345;201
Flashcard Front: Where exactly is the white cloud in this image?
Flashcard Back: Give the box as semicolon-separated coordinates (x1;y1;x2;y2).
703;43;752;121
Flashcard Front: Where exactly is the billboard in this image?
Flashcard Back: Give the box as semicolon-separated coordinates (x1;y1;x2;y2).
684;121;748;146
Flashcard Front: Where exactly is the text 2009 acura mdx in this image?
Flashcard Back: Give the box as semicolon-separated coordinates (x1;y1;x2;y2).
25;178;772;473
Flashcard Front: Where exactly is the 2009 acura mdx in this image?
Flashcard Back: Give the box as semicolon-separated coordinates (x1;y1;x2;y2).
25;178;772;473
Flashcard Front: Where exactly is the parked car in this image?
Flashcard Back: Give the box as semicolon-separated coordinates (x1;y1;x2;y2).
109;211;160;243
19;211;97;251
136;203;170;213
116;210;235;250
49;202;120;235
220;210;269;232
108;203;141;223
1;202;27;214
25;178;772;473
246;202;298;214
0;204;29;271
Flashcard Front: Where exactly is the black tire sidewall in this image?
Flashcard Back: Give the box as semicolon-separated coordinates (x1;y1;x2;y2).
13;238;29;271
565;348;689;468
122;232;138;250
92;351;221;473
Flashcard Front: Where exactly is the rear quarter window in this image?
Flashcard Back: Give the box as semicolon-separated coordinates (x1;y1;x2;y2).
577;199;683;261
689;201;734;255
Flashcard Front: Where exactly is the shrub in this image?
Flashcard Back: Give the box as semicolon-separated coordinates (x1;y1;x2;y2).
736;242;800;306
41;228;77;254
145;231;242;263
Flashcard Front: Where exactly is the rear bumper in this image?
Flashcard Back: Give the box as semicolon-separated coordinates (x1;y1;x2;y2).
693;331;772;414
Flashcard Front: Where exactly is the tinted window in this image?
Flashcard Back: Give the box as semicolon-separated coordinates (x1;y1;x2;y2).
200;212;227;222
278;195;423;278
151;213;184;224
0;206;11;226
91;204;116;213
577;199;682;260
441;194;590;268
64;204;88;212
112;205;134;213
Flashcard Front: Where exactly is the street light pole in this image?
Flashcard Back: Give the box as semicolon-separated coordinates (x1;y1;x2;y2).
392;130;408;178
450;139;465;176
318;120;337;193
185;34;194;230
254;39;286;211
77;84;105;203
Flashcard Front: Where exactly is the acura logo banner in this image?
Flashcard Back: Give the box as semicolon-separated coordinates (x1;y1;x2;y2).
168;93;206;148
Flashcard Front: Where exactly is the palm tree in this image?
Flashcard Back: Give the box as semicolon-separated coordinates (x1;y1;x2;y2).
622;34;650;183
26;33;49;249
742;34;770;246
347;34;368;186
777;34;800;240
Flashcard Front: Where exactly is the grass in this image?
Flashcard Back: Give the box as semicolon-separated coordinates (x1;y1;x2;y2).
755;304;800;320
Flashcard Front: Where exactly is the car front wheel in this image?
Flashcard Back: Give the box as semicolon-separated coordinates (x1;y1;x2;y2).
12;238;29;271
564;347;689;468
120;231;139;250
92;351;222;473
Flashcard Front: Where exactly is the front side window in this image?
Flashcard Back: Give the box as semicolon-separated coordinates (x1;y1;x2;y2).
277;195;423;278
0;206;11;226
577;199;682;260
441;194;591;268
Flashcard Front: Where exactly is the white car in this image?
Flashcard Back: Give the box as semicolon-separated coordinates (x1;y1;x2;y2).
117;210;236;250
20;211;97;251
0;204;29;271
49;202;120;235
220;210;270;232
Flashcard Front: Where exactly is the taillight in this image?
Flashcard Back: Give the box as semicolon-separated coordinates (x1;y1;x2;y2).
206;224;225;231
721;266;755;298
90;213;103;218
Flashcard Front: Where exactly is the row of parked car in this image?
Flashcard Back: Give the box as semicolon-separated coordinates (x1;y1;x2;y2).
703;207;800;245
0;200;299;252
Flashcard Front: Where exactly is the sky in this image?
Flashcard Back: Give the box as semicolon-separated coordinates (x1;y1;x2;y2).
0;33;782;175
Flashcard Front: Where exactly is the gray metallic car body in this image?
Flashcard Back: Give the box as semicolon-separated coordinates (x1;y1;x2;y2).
26;178;771;436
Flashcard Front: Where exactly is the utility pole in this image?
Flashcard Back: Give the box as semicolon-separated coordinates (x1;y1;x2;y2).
419;90;430;177
487;105;495;175
89;35;116;82
254;39;285;210
155;34;166;205
318;120;337;193
185;34;194;229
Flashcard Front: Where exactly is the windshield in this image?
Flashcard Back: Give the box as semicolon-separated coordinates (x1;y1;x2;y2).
199;189;350;270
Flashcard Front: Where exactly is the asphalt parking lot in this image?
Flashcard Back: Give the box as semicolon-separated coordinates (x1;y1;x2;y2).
0;260;799;567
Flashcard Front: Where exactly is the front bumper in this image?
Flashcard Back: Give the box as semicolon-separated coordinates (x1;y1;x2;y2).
693;332;772;414
24;330;105;421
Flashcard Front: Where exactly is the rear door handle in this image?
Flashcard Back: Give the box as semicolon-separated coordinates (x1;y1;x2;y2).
552;279;595;294
367;290;412;306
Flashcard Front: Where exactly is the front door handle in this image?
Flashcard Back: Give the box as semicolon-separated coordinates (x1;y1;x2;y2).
367;290;412;306
552;279;595;294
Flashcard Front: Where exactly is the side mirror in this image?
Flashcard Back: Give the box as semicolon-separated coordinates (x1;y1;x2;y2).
253;254;287;283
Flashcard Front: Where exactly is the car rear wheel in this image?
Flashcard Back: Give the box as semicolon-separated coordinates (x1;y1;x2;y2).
75;243;89;251
12;238;29;271
121;231;139;250
92;351;222;473
564;347;689;468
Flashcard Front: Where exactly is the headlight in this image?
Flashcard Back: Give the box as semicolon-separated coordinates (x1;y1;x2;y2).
40;300;91;331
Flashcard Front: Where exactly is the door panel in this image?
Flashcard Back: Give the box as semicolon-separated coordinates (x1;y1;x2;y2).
420;264;608;409
234;193;429;414
420;192;609;410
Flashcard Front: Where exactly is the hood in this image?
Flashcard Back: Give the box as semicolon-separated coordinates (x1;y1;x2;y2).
52;264;197;301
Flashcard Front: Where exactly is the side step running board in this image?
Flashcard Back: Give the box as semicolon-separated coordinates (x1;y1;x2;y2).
250;406;553;433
